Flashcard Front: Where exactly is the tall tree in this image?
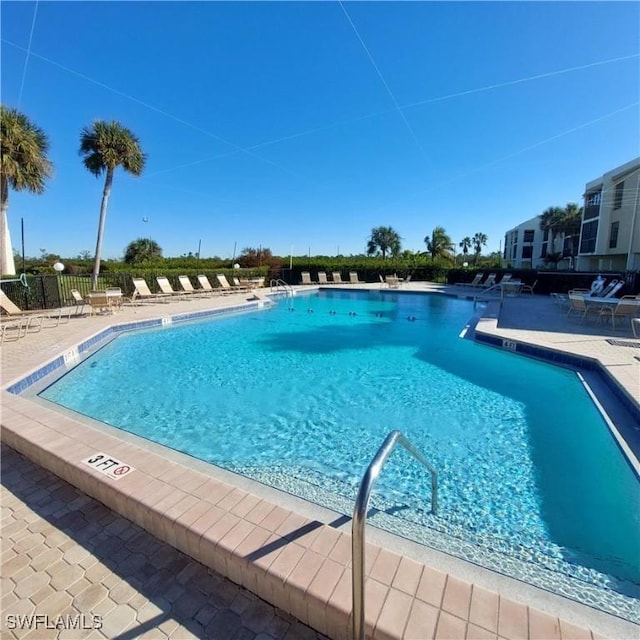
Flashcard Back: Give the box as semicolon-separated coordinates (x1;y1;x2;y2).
472;232;488;264
366;226;401;259
123;238;162;264
555;203;583;259
538;206;564;253
424;226;453;261
80;120;146;288
459;236;472;257
0;106;53;275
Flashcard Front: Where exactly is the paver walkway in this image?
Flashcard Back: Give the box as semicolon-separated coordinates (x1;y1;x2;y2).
1;445;327;640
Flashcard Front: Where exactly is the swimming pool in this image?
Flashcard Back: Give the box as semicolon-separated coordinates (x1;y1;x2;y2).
39;289;640;619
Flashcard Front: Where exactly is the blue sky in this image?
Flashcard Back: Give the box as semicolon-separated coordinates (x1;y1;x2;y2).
2;1;639;261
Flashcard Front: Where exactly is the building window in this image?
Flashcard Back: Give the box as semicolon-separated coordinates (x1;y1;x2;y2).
543;228;549;241
609;221;619;249
511;244;517;259
614;181;624;209
523;229;535;243
586;191;601;207
521;246;533;259
580;220;598;253
540;243;547;258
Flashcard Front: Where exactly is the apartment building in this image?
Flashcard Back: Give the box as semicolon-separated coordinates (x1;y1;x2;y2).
576;157;640;272
502;216;566;269
503;157;640;271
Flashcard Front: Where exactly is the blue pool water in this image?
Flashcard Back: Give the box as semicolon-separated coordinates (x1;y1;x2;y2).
40;290;640;613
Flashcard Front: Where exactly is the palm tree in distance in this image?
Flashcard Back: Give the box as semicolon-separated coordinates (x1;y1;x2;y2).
472;232;488;264
555;203;583;261
459;236;472;259
0;106;53;275
424;226;453;261
367;226;402;258
80;120;146;288
538;206;564;255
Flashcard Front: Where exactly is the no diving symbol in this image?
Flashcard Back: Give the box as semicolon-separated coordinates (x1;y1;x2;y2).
113;465;130;476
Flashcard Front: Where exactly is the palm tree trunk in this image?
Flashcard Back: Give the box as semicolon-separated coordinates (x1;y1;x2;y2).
91;168;113;289
0;178;16;276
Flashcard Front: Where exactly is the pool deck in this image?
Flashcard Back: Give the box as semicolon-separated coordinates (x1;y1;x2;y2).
1;283;639;640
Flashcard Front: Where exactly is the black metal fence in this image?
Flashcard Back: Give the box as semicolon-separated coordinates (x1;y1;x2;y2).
2;268;638;312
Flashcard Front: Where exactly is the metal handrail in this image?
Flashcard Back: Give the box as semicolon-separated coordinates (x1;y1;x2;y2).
270;278;294;297
352;430;437;640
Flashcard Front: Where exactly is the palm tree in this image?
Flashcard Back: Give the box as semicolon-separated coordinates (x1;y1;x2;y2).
123;238;162;264
0;106;53;275
459;236;472;258
424;226;453;261
555;203;583;260
366;226;401;259
472;232;488;264
538;206;564;254
80;120;146;288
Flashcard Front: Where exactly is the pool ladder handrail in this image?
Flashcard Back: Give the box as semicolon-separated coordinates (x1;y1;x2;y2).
270;278;294;297
352;430;437;640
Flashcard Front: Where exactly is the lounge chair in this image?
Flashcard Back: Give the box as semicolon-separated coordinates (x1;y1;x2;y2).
0;289;70;330
300;272;316;285
156;276;187;299
332;272;344;285
599;295;640;330
454;272;484;288
349;272;364;284
0;316;26;344
131;277;171;303
317;272;330;285
601;281;624;299
216;274;249;292
404;274;412;284
379;274;387;288
520;280;537;295
478;273;497;289
196;274;225;295
178;275;208;297
233;277;252;291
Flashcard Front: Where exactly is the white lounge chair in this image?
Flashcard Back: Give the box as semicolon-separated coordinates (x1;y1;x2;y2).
131;277;171;303
196;275;225;295
332;272;344;285
217;274;250;292
0;289;70;330
156;276;187;298
349;272;364;284
300;272;316;285
317;272;330;285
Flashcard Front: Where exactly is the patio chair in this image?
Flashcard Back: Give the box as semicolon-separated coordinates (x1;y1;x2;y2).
454;272;484;288
379;274;387;288
567;291;602;323
385;275;401;289
520;280;538;295
332;272;344;285
478;273;497;289
0;289;70;330
196;274;225;295
317;272;330;285
349;272;364;284
216;274;249;292
156;276;187;299
70;289;86;315
178;275;208;297
300;272;316;285
601;281;624;299
599;295;640;331
131;277;171;303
